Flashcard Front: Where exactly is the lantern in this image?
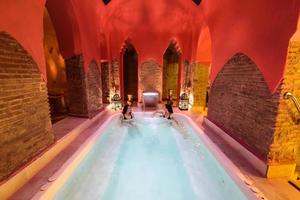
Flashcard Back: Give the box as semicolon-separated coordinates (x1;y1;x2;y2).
179;92;189;110
111;93;122;111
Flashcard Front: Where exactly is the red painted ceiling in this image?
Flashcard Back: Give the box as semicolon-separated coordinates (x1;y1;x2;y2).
0;0;299;93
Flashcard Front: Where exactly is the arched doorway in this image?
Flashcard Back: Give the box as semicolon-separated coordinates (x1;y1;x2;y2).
122;42;138;102
162;42;180;101
43;8;67;123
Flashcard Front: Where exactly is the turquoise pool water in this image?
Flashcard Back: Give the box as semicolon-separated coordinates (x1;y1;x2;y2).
54;114;250;200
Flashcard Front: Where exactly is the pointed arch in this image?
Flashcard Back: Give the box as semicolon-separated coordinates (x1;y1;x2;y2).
120;40;138;101
208;52;280;162
162;40;182;101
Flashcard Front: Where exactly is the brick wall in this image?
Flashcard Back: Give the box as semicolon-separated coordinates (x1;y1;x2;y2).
208;53;280;161
139;59;162;101
110;59;120;96
162;57;179;100
65;55;102;118
268;41;300;165
193;63;209;109
101;62;110;103
86;61;103;117
0;32;54;180
65;55;88;116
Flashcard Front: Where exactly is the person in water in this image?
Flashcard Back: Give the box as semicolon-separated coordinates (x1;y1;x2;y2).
122;100;133;120
165;96;174;119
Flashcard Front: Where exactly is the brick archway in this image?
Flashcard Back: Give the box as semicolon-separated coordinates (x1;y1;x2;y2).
208;53;280;162
0;32;54;181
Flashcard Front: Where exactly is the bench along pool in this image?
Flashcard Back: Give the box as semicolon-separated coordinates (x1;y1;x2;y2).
34;113;257;200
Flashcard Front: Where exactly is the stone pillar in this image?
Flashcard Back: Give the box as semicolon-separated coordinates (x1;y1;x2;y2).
139;59;162;102
0;32;54;180
101;62;110;103
65;55;102;118
86;61;103;118
65;55;88;116
109;59;120;98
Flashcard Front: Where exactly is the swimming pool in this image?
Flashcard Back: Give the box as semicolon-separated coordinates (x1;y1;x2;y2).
34;113;257;200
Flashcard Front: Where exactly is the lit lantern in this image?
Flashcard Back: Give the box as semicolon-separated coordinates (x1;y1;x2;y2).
111;93;122;111
179;92;189;110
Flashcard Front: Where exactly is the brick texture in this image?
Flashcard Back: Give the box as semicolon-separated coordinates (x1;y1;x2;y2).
139;59;162;101
86;61;103;117
162;55;179;100
65;56;102;118
65;55;88;116
193;63;209;108
0;32;54;180
110;59;120;96
208;53;281;161
101;62;110;103
268;41;300;165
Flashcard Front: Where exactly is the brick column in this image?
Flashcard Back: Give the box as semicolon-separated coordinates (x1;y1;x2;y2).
101;62;110;103
0;32;54;180
65;55;102;118
109;59;120;98
65;55;88;116
267;41;300;177
86;61;103;117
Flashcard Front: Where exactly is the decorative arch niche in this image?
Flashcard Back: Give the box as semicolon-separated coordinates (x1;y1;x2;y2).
162;42;181;101
121;41;138;101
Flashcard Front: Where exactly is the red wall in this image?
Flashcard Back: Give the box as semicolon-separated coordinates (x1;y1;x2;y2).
0;0;299;93
100;0;203;65
0;0;47;79
201;0;299;93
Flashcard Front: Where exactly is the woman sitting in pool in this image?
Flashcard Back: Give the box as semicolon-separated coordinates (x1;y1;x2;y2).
164;96;174;119
122;100;134;120
151;96;174;119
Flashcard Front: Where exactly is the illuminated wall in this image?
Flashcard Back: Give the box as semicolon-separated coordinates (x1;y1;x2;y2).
43;9;66;95
193;63;209;112
267;40;300;177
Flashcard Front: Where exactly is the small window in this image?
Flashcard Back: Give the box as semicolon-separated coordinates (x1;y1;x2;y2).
103;0;111;5
192;0;202;6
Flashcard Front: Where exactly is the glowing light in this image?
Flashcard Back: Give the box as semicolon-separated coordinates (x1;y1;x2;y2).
143;92;159;96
